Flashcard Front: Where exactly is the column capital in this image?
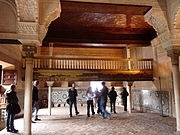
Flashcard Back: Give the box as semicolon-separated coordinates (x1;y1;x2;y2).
23;45;37;58
46;81;54;87
166;46;180;65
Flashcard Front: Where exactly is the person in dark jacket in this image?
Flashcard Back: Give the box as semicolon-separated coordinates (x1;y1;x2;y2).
108;87;117;113
32;80;40;121
99;82;111;119
120;87;129;111
5;84;19;133
68;83;79;117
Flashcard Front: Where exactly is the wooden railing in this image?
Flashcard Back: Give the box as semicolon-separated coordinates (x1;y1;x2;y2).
22;57;153;71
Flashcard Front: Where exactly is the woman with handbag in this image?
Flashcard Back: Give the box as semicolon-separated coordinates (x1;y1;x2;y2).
4;84;20;133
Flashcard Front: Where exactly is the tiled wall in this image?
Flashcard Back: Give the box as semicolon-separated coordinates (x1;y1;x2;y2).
17;89;170;116
133;90;169;116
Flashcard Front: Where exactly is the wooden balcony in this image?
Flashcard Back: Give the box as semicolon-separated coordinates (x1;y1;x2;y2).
22;57;153;81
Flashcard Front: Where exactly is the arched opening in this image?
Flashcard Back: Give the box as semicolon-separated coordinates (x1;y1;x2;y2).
0;0;17;33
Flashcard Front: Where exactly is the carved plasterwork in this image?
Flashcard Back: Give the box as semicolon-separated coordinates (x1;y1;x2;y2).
157;31;172;49
43;2;61;28
18;22;38;35
14;0;20;21
144;9;168;35
174;7;180;29
38;0;61;42
166;46;180;65
18;0;38;22
38;25;47;44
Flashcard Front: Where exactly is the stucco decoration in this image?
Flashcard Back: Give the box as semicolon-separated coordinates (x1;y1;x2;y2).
144;9;168;35
14;0;20;21
38;0;61;44
174;7;180;29
145;9;173;52
172;6;180;46
17;0;38;22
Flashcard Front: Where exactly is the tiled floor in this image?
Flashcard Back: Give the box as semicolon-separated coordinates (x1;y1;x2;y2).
0;105;176;135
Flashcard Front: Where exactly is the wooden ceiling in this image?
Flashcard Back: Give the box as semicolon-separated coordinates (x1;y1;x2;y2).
42;1;157;48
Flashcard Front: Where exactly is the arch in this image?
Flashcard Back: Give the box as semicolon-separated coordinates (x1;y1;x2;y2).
0;0;17;16
144;9;168;35
43;1;61;28
0;0;17;33
38;0;61;44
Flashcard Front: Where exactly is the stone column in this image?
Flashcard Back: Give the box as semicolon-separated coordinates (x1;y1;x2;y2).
46;81;54;115
128;81;133;114
23;45;37;135
167;47;180;134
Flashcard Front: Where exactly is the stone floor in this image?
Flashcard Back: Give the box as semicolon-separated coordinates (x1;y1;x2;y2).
0;105;177;135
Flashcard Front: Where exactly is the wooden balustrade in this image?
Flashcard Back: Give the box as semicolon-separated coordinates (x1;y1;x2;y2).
22;57;153;71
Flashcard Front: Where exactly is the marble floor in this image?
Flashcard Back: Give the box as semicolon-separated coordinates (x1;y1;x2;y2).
0;105;176;135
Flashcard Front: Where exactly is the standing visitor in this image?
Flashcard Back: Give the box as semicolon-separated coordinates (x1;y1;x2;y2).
108;87;117;113
120;87;129;111
5;84;20;133
68;83;79;117
100;82;111;119
32;80;41;121
94;88;101;114
86;87;95;117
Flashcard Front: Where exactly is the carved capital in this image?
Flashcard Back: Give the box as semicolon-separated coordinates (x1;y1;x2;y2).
23;45;37;58
166;46;180;65
46;81;54;87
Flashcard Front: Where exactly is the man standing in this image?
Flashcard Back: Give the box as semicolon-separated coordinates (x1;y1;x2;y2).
100;82;111;119
68;83;79;117
108;87;117;113
32;80;41;121
120;87;129;111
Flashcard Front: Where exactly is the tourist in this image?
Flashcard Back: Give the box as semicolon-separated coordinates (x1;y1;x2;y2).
86;87;95;117
68;83;79;117
99;82;111;119
120;87;129;111
94;88;101;114
5;84;20;133
108;87;117;113
32;80;41;121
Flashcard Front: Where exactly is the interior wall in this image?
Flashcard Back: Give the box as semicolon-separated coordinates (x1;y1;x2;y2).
130;46;153;59
0;45;23;91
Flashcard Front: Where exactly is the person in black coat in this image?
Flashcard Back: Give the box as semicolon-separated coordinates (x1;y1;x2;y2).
120;87;129;111
32;80;40;121
108;87;117;113
68;83;79;117
5;84;20;133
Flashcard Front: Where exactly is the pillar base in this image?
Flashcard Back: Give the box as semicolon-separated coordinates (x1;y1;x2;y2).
174;131;180;135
